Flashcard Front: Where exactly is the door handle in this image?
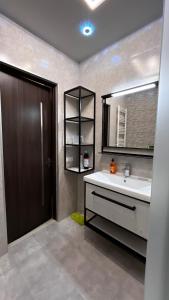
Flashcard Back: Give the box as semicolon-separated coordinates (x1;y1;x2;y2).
46;158;52;168
40;102;45;207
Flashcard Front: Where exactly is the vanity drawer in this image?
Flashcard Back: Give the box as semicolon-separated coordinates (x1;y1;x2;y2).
85;183;150;239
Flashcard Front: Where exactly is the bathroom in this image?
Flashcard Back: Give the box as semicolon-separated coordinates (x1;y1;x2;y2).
0;0;168;299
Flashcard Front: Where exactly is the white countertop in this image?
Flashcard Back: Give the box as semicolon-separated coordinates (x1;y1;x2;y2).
84;170;151;202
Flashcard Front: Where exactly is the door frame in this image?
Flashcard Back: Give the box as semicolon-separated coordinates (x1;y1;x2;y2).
0;61;58;220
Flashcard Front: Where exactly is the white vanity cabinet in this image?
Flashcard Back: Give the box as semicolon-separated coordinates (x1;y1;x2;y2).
84;171;151;258
86;183;150;240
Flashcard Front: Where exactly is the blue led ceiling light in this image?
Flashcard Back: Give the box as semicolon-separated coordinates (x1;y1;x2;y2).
80;21;95;36
112;55;122;65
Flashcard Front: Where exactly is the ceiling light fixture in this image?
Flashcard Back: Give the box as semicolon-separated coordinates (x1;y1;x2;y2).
84;0;107;10
112;82;157;98
80;21;95;36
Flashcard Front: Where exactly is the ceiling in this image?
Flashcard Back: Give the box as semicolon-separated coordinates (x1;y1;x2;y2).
0;0;163;62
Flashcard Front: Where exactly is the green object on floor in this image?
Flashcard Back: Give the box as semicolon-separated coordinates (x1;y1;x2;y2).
71;212;84;225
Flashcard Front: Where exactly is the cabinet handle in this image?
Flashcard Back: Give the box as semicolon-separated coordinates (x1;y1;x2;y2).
92;191;136;211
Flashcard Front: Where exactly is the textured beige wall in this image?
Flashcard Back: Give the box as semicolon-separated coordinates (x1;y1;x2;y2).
78;19;162;211
0;14;79;255
106;88;158;148
125;89;157;148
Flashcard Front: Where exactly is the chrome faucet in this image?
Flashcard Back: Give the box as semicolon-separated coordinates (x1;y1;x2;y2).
123;163;131;178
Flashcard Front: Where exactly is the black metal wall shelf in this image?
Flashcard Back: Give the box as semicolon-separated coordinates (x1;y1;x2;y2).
64;86;96;174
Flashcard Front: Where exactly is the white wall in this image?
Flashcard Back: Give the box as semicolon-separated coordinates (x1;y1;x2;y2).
145;0;169;298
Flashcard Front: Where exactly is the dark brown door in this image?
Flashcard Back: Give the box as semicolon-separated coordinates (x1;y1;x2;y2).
0;71;53;243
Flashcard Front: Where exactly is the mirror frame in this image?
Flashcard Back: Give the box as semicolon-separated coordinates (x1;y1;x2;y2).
101;81;158;157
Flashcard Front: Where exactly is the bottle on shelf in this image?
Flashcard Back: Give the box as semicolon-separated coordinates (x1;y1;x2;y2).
110;158;117;174
83;151;90;169
124;163;130;177
80;153;83;169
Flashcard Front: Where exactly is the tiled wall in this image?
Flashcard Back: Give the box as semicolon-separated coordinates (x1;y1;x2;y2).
78;18;162;211
106;88;158;148
125;89;157;148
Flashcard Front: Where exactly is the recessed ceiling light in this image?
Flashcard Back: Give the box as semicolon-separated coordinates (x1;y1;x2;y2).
84;0;107;10
80;21;95;36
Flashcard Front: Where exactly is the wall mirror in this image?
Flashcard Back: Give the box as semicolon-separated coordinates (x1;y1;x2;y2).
102;82;158;156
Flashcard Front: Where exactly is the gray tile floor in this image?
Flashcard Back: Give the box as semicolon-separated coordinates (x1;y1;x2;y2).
0;218;145;300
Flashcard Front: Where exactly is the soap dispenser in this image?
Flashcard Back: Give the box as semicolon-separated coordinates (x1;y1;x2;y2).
110;159;117;174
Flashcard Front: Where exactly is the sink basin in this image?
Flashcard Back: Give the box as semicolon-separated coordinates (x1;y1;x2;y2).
83;170;151;202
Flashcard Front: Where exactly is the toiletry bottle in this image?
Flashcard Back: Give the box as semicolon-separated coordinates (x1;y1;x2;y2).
83;151;89;169
124;163;130;177
110;159;117;174
80;153;83;170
